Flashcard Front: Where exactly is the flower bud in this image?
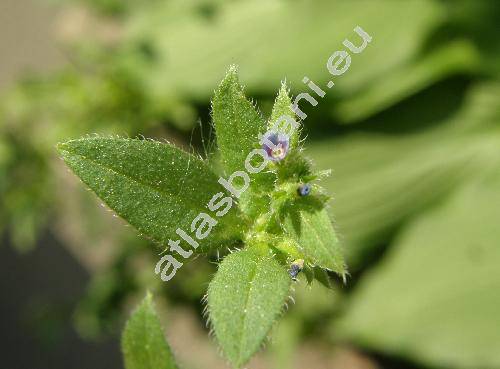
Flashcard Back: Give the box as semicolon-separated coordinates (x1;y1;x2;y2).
297;183;311;196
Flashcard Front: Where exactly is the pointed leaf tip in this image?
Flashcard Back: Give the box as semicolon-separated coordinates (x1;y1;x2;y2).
269;82;299;148
212;67;266;175
283;200;346;276
58;136;244;251
122;293;179;369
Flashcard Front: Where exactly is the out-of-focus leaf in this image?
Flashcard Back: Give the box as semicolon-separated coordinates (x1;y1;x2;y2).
334;39;479;122
122;293;179;369
207;249;290;368
126;0;449;123
445;0;500;77
58;137;244;251
283;197;346;276
308;82;500;267
268;315;301;369
57;0;158;16
269;280;342;369
335;172;500;369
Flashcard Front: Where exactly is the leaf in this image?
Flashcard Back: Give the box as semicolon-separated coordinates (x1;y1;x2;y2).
132;0;448;124
212;67;274;218
207;249;291;368
269;83;299;148
57;136;244;251
122;292;179;369
308;81;500;268
333;39;479;122
335;174;500;369
212;66;266;175
283;197;346;276
313;267;334;290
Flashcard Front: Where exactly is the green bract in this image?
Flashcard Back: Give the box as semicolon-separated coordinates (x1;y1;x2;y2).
58;66;346;368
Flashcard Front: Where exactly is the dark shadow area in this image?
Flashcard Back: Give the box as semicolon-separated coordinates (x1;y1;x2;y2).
304;75;473;140
0;233;121;369
371;350;448;369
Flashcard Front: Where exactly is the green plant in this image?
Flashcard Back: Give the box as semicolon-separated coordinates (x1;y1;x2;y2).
57;67;345;368
122;293;179;369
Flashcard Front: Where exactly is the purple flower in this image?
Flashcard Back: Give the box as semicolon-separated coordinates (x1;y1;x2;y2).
261;131;289;162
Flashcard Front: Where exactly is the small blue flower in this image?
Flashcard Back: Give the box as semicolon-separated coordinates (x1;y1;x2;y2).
288;259;304;281
261;131;289;162
297;183;311;196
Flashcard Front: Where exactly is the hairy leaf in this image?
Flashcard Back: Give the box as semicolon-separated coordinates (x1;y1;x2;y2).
122;293;178;369
283;197;346;276
208;249;290;368
309;82;500;268
58;137;244;251
269;83;299;148
212;66;266;175
212;67;274;218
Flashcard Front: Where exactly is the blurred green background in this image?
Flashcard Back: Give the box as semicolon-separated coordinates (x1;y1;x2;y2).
1;0;499;368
